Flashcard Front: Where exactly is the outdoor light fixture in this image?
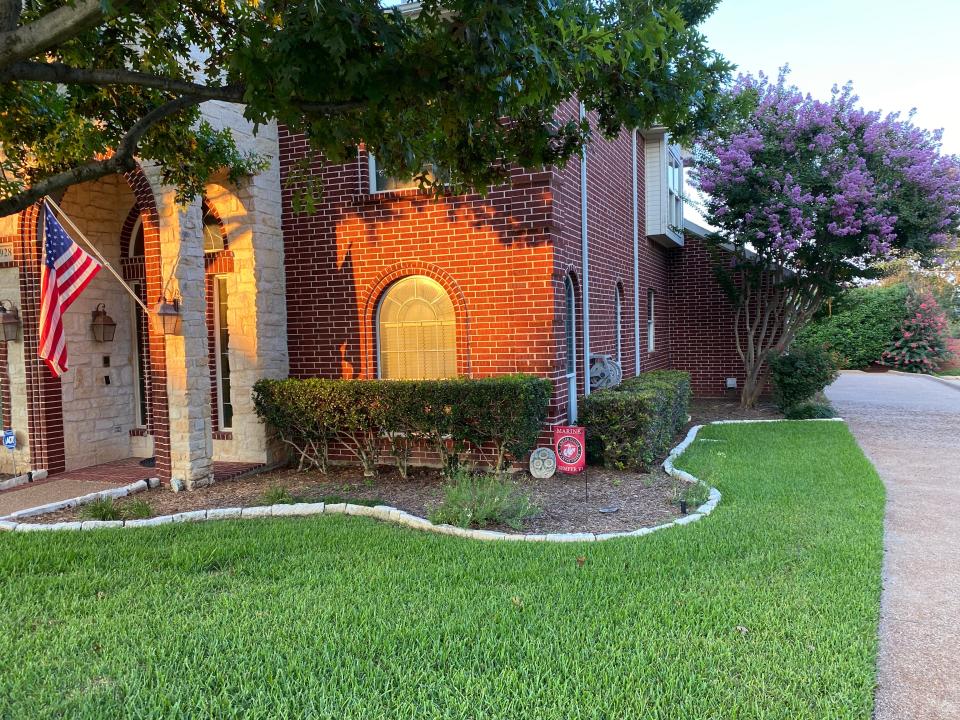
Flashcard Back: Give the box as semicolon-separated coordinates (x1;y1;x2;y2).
90;303;117;343
0;300;21;342
156;298;182;336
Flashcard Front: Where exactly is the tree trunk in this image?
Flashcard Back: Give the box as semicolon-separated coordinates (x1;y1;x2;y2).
731;268;828;409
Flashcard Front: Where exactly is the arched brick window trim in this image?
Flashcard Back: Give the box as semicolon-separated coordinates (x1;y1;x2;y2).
361;263;471;379
554;268;585;416
122;166;172;482
201;197;234;435
118;202;153;436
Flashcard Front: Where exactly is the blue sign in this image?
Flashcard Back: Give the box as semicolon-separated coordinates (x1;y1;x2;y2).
3;430;16;451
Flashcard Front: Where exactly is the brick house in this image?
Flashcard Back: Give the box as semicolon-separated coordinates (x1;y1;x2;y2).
280;105;743;434
0;99;744;487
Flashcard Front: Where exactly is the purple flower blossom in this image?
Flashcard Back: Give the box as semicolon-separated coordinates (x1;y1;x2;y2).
690;69;960;272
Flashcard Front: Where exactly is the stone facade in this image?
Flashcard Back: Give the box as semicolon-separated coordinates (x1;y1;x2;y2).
1;100;287;483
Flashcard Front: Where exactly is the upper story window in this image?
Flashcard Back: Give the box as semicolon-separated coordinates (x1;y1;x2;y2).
642;129;685;247
202;200;225;253
368;154;445;193
667;149;683;231
377;275;456;380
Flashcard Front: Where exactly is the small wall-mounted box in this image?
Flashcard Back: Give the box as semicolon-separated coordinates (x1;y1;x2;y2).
725;377;738;390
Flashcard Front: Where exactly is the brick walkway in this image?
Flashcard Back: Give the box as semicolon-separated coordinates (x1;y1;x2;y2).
0;458;262;517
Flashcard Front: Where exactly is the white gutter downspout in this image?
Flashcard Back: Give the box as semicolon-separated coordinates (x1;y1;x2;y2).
632;129;641;375
579;102;591;396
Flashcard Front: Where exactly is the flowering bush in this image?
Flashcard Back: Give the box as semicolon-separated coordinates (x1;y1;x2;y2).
882;292;952;372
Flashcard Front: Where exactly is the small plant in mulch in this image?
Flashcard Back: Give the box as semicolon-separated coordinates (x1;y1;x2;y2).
261;485;297;505
428;470;538;530
81;497;155;521
80;498;123;521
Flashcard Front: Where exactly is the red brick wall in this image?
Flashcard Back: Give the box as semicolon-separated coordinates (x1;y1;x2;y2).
667;234;745;397
548;106;675;424
279;130;559;391
278;120;739;438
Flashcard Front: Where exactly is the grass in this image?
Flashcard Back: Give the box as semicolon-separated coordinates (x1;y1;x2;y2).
0;422;884;719
936;367;960;376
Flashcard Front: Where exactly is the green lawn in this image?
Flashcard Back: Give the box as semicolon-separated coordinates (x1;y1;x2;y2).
936;367;960;376
0;422;885;719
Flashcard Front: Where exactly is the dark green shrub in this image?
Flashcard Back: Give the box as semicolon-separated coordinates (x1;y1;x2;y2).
795;284;909;368
252;379;335;472
784;402;836;420
253;375;552;477
769;346;839;413
580;371;691;471
428;470;538;530
619;370;692;432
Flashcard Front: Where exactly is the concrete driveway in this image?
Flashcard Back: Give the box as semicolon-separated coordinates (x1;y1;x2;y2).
826;371;960;720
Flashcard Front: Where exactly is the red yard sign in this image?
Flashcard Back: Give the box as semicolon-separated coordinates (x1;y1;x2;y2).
553;426;586;474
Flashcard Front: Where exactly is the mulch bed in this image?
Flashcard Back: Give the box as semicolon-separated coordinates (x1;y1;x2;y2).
33;398;781;534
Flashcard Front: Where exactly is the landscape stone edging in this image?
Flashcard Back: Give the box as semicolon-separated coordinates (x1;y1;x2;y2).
4;419;861;540
0;477;159;523
0;469;50;493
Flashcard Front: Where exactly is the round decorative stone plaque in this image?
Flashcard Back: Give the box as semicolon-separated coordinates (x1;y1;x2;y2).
529;447;557;479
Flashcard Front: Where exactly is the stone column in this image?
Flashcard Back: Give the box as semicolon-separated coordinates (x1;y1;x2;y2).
204;112;289;466
146;167;214;489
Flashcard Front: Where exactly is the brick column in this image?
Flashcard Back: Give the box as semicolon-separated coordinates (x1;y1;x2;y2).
147;169;214;489
15;205;66;475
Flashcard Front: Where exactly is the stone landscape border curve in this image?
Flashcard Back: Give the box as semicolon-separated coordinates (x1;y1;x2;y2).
0;419;843;540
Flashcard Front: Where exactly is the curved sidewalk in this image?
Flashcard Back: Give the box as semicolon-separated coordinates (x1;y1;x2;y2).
826;371;960;720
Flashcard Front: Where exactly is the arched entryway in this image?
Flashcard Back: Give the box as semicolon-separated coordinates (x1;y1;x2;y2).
9;166;172;480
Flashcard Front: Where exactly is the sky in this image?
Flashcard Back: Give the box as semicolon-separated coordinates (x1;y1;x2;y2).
699;0;960;152
686;0;960;225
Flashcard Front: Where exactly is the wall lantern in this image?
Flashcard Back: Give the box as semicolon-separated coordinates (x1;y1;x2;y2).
0;300;21;342
155;298;182;336
90;303;117;343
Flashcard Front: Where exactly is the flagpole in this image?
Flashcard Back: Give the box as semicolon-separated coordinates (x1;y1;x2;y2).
42;196;152;315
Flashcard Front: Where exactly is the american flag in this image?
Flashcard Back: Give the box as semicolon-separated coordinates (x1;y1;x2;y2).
39;202;101;377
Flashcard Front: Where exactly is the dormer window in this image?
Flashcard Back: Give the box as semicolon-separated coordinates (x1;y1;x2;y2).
642;128;685;247
667;149;683;231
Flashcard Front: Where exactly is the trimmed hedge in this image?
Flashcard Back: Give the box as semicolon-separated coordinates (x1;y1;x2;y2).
795;284;909;368
253;375;552;477
580;370;691;471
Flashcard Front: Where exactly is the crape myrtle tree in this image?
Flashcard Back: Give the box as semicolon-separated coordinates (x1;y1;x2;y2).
0;0;731;218
691;70;960;407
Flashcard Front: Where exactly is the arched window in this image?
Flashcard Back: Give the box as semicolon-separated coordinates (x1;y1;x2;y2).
614;283;624;363
202;200;225;253
377;276;456;379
